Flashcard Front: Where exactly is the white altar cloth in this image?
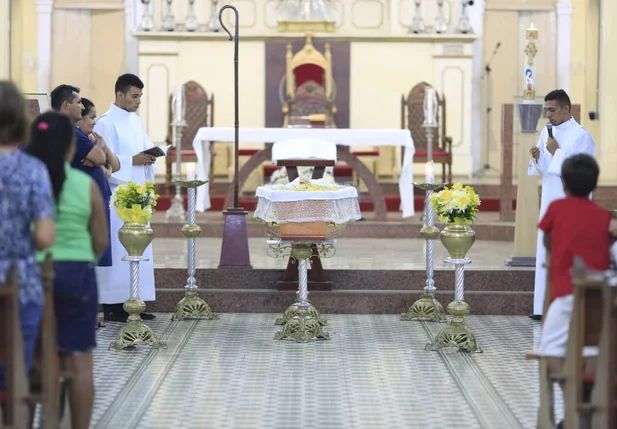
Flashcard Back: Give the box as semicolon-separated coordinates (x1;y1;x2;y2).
191;127;415;217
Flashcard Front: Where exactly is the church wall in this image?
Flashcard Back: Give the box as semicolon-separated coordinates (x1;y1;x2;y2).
49;6;125;110
10;0;39;91
598;0;617;180
0;0;9;79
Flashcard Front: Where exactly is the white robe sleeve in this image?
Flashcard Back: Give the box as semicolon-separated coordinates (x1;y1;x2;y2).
547;131;596;176
94;120;133;186
140;119;156;183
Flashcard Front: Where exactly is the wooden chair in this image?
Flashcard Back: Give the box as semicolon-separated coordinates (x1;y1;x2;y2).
561;258;605;429
525;252;556;428
164;81;215;194
28;255;64;429
0;265;30;429
401;82;453;183
285;81;336;128
589;279;617;429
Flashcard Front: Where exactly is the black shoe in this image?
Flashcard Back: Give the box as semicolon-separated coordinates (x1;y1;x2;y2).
529;314;543;321
556;420;563;429
141;313;156;320
103;310;156;322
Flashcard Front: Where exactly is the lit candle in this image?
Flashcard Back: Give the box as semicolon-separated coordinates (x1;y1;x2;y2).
425;161;435;184
187;162;195;180
173;85;185;123
423;86;438;126
523;22;539;101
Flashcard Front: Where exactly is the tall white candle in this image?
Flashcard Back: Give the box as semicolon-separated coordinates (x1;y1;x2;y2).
423;86;438;126
523;22;539;101
173;86;185;123
425;161;435;184
187;162;195;180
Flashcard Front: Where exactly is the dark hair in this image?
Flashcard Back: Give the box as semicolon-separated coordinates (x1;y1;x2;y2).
115;74;144;95
544;89;572;111
50;84;80;112
81;98;95;117
562;154;599;197
0;81;30;146
24;112;75;203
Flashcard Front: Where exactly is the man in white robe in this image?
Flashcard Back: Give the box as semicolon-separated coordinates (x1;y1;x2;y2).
94;73;158;322
529;90;596;319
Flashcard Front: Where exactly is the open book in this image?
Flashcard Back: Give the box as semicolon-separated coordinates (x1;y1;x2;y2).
142;144;171;157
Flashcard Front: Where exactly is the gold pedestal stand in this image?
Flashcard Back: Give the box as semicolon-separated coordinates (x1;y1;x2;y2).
110;223;167;351
401;183;446;322
425;224;482;353
270;242;331;343
172;180;218;321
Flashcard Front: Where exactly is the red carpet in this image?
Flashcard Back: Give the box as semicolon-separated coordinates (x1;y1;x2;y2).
155;194;516;213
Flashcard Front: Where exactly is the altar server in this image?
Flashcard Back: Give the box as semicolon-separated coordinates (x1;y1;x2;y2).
94;74;157;322
529;90;596;319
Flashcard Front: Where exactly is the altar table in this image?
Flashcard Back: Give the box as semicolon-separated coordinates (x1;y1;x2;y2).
191;127;415;218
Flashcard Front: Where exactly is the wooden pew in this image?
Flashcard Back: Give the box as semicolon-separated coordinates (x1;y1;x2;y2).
0;265;30;428
525;251;557;428
28;255;63;428
589;279;617;429
563;257;605;429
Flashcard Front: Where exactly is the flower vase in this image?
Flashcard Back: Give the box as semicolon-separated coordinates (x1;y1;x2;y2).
118;222;154;256
439;223;475;260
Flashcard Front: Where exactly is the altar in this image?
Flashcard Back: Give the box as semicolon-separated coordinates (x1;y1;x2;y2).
191;127;415;218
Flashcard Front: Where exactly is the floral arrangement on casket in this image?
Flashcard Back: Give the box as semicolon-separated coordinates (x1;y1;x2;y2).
110;181;160;224
430;182;481;225
254;177;362;240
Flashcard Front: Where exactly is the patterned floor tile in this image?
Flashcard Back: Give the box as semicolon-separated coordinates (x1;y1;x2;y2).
86;313;558;429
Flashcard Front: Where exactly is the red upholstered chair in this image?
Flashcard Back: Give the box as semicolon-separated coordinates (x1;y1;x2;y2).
401;82;453;183
283;33;336;128
165;81;214;194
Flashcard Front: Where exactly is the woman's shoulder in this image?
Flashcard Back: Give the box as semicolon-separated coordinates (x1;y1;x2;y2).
17;153;50;180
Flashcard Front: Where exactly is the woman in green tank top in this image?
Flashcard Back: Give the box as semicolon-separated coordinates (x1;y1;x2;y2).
25;112;109;429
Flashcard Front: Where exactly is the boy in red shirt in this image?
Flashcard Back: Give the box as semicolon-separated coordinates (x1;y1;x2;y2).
537;154;611;385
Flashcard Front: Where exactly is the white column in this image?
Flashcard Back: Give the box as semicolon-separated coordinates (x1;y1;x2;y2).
124;0;142;74
469;0;486;176
556;0;573;92
36;0;53;93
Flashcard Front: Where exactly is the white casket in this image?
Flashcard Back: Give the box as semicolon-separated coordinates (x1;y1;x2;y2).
254;177;362;240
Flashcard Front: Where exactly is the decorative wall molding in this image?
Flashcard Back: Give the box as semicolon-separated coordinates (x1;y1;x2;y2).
469;0;486;175
556;0;572;92
36;0;54;93
54;2;123;9
133;31;477;43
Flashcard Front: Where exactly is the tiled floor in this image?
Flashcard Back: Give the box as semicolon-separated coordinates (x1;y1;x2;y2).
91;313;560;429
153;238;529;271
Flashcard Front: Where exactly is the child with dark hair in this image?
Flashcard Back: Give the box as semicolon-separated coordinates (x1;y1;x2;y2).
536;154;613;421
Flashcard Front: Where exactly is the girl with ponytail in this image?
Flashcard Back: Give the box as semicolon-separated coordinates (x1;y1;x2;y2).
25;111;109;429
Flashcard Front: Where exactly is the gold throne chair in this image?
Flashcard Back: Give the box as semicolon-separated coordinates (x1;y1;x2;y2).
283;34;336;128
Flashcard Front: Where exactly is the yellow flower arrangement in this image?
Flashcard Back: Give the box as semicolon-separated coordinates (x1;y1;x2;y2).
109;181;159;223
430;182;481;225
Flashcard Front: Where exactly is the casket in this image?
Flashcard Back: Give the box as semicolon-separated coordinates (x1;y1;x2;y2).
254;178;362;241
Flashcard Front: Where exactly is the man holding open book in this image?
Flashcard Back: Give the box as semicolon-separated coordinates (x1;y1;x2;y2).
93;73;164;322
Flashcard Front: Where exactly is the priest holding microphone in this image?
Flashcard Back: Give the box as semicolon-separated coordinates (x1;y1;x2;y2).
528;89;596;320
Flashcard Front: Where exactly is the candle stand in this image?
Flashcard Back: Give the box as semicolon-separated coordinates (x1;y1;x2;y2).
110;229;167;351
165;110;187;223
269;240;334;343
425;225;482;353
172;179;218;321
401;183;446;322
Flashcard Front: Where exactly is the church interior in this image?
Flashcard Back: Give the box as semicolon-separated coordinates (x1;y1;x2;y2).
2;0;617;428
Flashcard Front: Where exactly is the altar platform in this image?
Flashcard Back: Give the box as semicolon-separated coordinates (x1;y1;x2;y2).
90;313;560;429
147;236;533;316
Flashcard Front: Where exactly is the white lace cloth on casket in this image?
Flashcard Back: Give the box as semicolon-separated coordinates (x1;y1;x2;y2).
254;179;362;224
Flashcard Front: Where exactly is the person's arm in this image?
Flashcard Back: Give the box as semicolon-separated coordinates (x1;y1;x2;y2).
547;131;596;176
534;128;551;174
538;202;556;252
30;165;56;250
88;181;109;260
83;145;106;167
73;132;106;168
92;132;120;172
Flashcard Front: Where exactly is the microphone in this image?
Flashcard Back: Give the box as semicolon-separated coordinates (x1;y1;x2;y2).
547;122;553;139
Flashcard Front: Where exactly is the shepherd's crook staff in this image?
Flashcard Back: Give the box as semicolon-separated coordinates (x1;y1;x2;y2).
217;5;252;269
